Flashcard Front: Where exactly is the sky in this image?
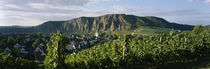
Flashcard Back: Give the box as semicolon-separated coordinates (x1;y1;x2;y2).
0;0;210;26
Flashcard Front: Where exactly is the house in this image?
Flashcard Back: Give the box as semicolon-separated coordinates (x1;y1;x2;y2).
77;45;81;50
94;32;99;38
76;36;79;39
14;47;28;57
24;37;30;43
36;43;47;51
71;35;75;38
69;41;76;45
20;47;28;54
82;41;88;45
34;47;46;61
79;40;88;49
90;40;97;43
4;47;11;52
14;43;21;48
40;43;45;47
35;47;42;52
25;38;30;42
41;51;46;56
65;44;71;51
14;43;26;48
65;44;76;51
82;35;87;39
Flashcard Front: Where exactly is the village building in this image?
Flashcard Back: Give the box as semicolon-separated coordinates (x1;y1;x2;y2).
79;40;89;49
14;47;29;57
82;35;87;39
77;44;81;50
90;40;97;43
76;36;79;39
94;32;99;38
34;46;46;61
4;47;11;52
14;43;21;48
35;47;41;53
40;43;45;47
25;38;31;42
65;44;76;51
82;41;88;45
20;47;28;54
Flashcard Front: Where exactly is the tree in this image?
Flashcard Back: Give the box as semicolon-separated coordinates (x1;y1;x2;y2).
44;31;64;69
32;38;42;49
7;36;14;47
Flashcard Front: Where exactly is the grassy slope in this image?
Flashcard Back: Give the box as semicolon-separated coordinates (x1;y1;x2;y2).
135;26;172;36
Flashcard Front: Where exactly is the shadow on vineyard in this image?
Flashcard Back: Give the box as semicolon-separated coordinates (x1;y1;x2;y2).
0;25;210;69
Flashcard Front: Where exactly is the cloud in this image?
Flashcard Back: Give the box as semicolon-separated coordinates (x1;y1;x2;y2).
0;0;122;26
113;5;133;13
1;0;121;11
1;4;209;26
2;0;121;7
85;0;121;5
204;0;210;3
0;7;110;26
112;5;210;25
188;0;199;2
2;0;90;6
0;10;74;26
28;3;76;10
102;0;121;2
0;0;209;26
4;4;22;9
0;1;5;22
188;0;210;3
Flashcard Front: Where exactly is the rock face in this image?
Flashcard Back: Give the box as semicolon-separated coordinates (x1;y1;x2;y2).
0;14;194;34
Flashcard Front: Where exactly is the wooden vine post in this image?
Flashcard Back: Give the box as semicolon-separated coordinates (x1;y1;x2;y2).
160;37;162;43
123;39;125;60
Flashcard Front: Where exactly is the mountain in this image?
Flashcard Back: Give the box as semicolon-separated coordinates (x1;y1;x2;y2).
0;26;34;33
0;14;194;35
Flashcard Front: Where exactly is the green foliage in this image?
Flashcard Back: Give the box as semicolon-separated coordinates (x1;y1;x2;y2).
0;52;37;69
192;25;210;35
64;26;210;69
32;38;42;49
44;31;65;69
32;32;45;49
0;35;24;49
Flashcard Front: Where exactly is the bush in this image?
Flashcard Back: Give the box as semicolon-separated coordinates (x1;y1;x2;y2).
0;52;37;69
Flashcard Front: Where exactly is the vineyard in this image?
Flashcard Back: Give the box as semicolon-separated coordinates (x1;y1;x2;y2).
64;25;210;69
0;25;209;69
